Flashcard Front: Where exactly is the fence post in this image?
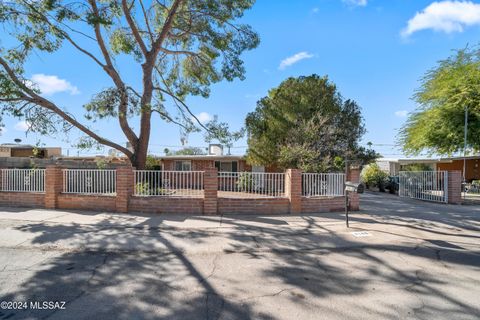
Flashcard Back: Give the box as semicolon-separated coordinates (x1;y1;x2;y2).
45;166;63;209
285;169;302;214
203;168;218;215
447;171;462;205
347;166;361;211
116;166;134;213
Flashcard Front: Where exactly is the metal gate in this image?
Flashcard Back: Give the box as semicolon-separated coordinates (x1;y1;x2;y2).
399;171;448;203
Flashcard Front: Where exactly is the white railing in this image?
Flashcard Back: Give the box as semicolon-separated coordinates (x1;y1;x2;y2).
0;169;45;193
399;171;448;203
218;172;285;197
302;173;345;197
63;169;116;195
134;170;204;197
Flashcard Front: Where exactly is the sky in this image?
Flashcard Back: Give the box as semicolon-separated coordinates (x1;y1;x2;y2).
1;0;480;157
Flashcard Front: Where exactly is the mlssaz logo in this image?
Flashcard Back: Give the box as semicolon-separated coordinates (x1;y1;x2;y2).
30;301;66;310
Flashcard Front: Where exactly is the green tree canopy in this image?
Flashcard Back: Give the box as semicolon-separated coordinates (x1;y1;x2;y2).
245;75;377;172
0;0;259;168
400;46;480;155
167;146;206;155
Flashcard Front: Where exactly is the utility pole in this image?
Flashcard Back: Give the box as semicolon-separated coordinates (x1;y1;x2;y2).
463;106;468;185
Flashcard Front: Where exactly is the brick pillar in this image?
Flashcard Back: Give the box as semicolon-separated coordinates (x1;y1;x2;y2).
203;168;218;215
347;166;361;183
45;166;63;209
116;166;134;213
347;166;361;211
447;171;462;205
285;169;302;214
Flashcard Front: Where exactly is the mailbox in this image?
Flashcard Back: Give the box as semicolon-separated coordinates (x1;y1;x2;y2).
345;181;365;194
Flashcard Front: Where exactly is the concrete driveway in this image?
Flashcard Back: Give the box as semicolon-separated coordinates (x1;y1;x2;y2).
0;192;479;320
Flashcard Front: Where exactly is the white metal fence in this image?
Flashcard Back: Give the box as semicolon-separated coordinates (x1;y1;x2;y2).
302;173;345;197
0;169;45;193
134;170;204;197
399;171;448;203
218;172;285;197
63;169;116;195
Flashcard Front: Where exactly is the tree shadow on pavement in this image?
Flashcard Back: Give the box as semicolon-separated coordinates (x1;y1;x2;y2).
1;203;480;319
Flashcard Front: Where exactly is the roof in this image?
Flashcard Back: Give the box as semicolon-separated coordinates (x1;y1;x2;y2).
0;144;61;150
378;155;480;164
0;143;35;149
159;154;245;161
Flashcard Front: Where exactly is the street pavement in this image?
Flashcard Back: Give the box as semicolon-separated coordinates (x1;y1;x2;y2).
0;192;479;320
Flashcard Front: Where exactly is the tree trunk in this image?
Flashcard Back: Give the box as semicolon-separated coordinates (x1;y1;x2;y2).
132;143;148;170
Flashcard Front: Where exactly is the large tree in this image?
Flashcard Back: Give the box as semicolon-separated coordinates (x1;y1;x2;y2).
245;75;377;172
400;47;480;155
0;0;259;168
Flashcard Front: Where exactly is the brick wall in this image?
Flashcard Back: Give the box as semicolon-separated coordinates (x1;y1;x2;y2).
203;168;218;215
0;192;44;208
57;194;117;212
285;169;302;214
447;170;462;205
218;197;290;215
0;165;364;215
301;197;345;213
129;197;203;214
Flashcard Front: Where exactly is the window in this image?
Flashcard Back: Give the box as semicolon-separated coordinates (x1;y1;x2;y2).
174;160;192;171
215;161;238;172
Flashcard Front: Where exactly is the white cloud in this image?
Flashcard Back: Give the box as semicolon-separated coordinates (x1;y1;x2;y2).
30;74;80;96
279;52;314;70
402;1;480;37
0;127;6;135
195;112;212;123
312;7;319;13
14;120;31;132
395;110;408;118
343;0;367;7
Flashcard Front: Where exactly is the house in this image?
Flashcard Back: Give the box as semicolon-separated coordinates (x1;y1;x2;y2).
159;144;278;173
436;156;480;182
376;158;437;176
376;156;480;182
0;144;61;158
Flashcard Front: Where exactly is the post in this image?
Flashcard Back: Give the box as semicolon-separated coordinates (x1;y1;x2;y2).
45;166;63;209
285;169;302;214
203;168;218;215
346;166;361;211
116;166;134;213
447;171;462;205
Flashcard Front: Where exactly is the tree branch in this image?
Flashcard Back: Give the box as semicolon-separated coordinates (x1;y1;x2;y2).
121;0;148;56
88;0;138;148
0;57;134;158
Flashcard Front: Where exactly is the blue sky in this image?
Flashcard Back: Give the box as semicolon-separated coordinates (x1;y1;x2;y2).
2;0;480;157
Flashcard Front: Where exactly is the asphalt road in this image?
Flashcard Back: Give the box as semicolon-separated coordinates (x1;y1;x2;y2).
0;192;479;320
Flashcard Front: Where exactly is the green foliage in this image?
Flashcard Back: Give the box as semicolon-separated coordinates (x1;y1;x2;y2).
170;147;206;156
204;115;245;149
401;163;433;172
0;0;259;168
361;163;389;191
135;182;151;195
145;155;161;170
95;158;109;169
246;75;378;172
135;182;172;195
236;172;255;191
400;46;480;155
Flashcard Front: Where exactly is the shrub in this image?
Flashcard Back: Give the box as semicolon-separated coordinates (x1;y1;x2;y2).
236;173;256;191
361;163;389;192
401;163;432;171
